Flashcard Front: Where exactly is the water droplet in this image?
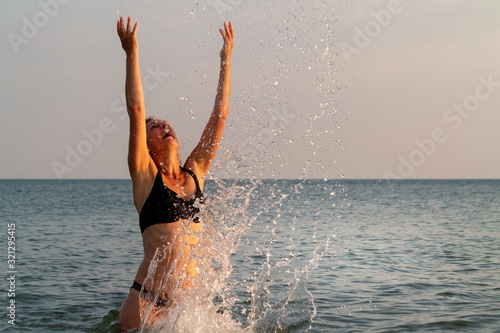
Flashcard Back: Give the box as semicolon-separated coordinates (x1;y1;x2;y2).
189;109;197;120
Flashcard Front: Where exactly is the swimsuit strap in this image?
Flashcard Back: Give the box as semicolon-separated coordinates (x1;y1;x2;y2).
181;166;202;193
130;280;142;292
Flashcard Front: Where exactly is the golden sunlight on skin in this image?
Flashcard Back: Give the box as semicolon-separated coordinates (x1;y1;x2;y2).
181;222;202;289
140;221;204;327
142;221;204;293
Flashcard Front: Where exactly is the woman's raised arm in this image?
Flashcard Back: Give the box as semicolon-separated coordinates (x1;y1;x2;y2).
117;17;151;179
185;21;234;179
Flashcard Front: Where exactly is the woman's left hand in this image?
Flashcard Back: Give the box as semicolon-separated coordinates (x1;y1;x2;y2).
219;21;234;60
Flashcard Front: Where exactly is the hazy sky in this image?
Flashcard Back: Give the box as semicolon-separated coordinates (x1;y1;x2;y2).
2;0;499;179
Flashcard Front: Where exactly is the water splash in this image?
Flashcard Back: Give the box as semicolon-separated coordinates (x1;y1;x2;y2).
137;180;258;332
133;179;334;333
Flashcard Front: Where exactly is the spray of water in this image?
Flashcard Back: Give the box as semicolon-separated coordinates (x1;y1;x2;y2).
136;180;257;332
131;178;335;332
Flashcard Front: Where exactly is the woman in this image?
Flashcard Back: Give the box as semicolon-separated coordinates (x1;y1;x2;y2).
116;16;234;330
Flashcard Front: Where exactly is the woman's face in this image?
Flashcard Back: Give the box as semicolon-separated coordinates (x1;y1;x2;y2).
146;118;178;153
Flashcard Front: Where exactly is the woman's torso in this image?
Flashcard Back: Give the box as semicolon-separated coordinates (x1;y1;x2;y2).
133;166;205;291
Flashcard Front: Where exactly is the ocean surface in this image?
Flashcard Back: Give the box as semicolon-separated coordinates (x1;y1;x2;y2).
1;179;500;332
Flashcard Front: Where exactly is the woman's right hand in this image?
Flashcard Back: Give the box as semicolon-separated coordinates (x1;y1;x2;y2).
117;16;138;55
219;21;234;60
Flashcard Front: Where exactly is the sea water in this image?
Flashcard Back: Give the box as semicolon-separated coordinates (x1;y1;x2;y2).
1;179;500;332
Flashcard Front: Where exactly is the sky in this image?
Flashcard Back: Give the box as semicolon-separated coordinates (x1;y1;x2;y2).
1;0;499;179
